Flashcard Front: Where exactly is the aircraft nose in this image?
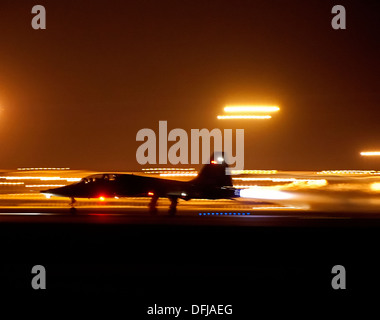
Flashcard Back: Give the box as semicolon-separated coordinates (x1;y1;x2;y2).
40;189;53;194
40;186;70;197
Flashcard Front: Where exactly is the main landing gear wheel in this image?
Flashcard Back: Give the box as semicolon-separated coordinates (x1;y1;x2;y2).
149;195;159;215
168;197;178;216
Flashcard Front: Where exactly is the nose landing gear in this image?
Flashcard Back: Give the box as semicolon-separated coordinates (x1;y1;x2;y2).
69;197;77;214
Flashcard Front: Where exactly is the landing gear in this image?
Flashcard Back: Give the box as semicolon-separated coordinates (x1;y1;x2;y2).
168;197;178;216
69;197;77;214
149;195;159;215
69;197;77;208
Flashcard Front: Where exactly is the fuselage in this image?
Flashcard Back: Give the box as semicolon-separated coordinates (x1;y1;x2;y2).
42;173;236;200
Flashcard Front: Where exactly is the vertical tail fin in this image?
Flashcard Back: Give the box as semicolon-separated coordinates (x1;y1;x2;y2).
192;152;233;188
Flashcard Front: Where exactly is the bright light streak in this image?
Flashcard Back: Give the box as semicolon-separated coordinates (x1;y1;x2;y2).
160;173;198;177
233;177;296;182
233;177;327;187
360;152;380;156
371;183;380;192
99;196;105;201
25;184;65;188
0;176;81;181
293;179;327;187
142;168;195;171
0;182;24;185
240;187;293;200
217;115;271;120
251;206;306;210
317;170;379;175
17;168;71;171
231;170;278;175
224;106;280;113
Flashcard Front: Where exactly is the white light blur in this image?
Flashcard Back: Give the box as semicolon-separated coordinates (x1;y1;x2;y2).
371;183;380;192
160;173;198;177
0;176;81;182
360;152;380;156
25;184;65;188
317;170;379;175
217;115;272;120
240;187;294;200
224;106;280;113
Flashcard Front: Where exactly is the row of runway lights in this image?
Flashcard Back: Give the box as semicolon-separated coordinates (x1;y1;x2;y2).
199;212;251;216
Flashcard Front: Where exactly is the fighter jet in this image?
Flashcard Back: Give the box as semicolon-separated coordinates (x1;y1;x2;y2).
41;153;238;215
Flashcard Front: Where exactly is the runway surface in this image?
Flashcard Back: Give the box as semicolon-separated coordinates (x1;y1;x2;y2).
1;169;380;313
2;205;380;227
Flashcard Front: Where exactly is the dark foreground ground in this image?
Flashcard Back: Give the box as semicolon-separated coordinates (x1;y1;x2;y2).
0;209;378;316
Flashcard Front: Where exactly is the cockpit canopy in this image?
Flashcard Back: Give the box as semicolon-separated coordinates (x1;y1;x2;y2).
81;174;117;184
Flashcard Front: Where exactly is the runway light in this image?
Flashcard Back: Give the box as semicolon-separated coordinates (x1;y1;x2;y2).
217;115;272;120
360;151;380;156
224;106;280;113
198;212;251;217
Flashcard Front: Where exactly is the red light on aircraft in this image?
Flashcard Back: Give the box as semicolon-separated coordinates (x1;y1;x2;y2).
211;160;217;164
148;192;154;196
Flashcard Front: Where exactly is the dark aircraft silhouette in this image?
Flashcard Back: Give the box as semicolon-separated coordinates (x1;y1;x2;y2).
41;153;238;215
